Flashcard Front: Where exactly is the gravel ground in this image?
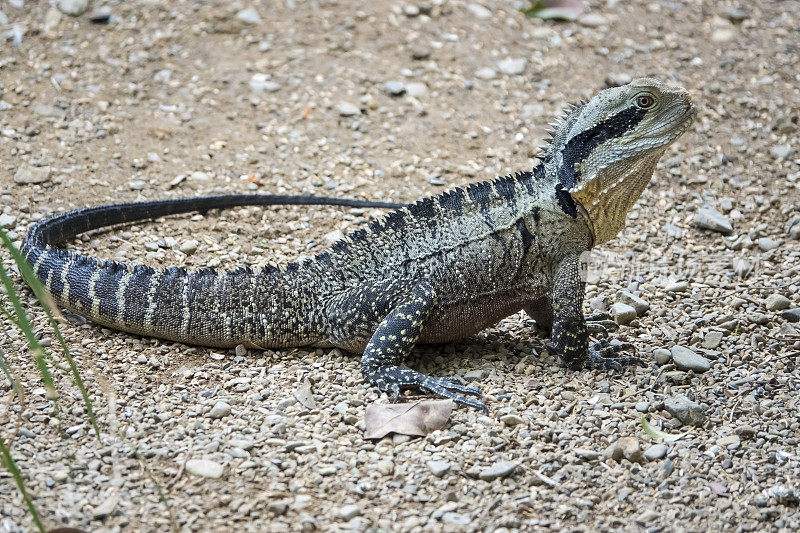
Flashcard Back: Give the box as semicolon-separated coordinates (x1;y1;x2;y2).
1;0;800;531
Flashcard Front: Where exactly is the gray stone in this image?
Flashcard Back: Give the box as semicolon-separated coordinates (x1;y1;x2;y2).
617;290;650;315
635;401;650;413
236;7;261;24
208;401;231;419
721;8;748;22
578;13;607;27
186;459;224;479
635;509;661;525
268;500;288;515
466;4;492;19
410;46;431;60
34;104;65;118
403;5;419;17
770;145;793;160
427;460;451;477
478;460;518;480
337;504;362;520
474;67;497;80
0;214;16;228
497;57;526;76
670;345;710;372
664;280;688;292
337;102;361;117
235;344;247;357
463;368;489;381
179;239;199;255
611;302;637;325
229;438;254;450
14;164;51;184
765;294;791;311
249;74;281;93
757;237;780;251
644;444;668;461
780;308;800;323
653;348;672;365
405;82;427;97
574;449;600;461
701;331;723;349
693;206;732;235
129;180;147;191
664;394;706;426
384;81;406;96
603;436;643;463
499;414;524;426
57;0;89;17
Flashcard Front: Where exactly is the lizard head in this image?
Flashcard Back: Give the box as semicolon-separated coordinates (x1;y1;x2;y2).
542;78;695;245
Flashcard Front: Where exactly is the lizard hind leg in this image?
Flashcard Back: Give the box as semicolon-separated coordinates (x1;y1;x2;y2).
359;282;486;411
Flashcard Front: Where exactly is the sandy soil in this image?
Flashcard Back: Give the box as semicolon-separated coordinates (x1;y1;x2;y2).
1;0;799;531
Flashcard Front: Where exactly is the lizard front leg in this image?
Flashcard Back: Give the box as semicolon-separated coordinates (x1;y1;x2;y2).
356;281;485;410
548;255;641;370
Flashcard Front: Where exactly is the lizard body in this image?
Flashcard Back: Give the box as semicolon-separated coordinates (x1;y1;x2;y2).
22;79;695;410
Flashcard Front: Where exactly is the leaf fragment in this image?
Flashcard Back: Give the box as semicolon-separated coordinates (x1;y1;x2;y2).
364;400;453;440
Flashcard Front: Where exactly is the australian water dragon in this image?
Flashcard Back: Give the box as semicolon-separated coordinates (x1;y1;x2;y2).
21;78;695;410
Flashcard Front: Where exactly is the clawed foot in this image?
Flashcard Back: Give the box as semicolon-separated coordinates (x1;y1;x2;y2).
585;312;619;335
420;375;486;411
585;338;644;370
371;367;486;411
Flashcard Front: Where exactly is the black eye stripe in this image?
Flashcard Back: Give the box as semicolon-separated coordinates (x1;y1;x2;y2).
556;105;648;191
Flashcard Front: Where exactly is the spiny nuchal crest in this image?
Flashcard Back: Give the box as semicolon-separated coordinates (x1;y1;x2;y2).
541;78;695;245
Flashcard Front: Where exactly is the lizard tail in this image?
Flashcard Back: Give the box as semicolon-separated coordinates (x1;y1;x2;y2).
20;194;402;348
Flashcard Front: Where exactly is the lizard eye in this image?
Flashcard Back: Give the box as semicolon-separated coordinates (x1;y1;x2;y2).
635;94;656;109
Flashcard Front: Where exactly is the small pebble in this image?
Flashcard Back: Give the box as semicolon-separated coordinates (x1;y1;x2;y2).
780;308;800;322
664;280;689;293
497;57;526;76
653;348;672;365
384;81;406;96
338;504;362;520
57;0;89;17
208;401;232;419
670;345;711;373
478;461;518;481
611;302;637;325
664;394;706;426
179;239;199;254
765;294;790;311
644;444;668;461
337;102;361;117
427;460;451;477
186;459;225;479
693;206;733;235
474;67;497;80
236;7;261;24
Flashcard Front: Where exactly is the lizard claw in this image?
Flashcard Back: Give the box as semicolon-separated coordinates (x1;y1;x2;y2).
585;338;643;370
585;313;619;335
420;376;487;412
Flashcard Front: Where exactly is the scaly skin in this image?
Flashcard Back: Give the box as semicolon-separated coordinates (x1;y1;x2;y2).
21;79;695;411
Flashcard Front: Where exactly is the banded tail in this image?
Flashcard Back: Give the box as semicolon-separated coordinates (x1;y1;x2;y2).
21;194;402;348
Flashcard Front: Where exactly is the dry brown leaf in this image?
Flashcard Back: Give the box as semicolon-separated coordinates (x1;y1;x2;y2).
364;399;453;439
293;378;316;409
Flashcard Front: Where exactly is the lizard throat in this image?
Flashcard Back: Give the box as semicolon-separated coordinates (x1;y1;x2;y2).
572;150;664;245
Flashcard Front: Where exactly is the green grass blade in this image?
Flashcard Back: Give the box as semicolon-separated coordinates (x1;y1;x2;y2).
0;435;45;533
0;258;57;401
0;229;100;438
0;344;22;398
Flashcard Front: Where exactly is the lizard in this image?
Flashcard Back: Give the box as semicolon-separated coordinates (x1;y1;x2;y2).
21;78;695;411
